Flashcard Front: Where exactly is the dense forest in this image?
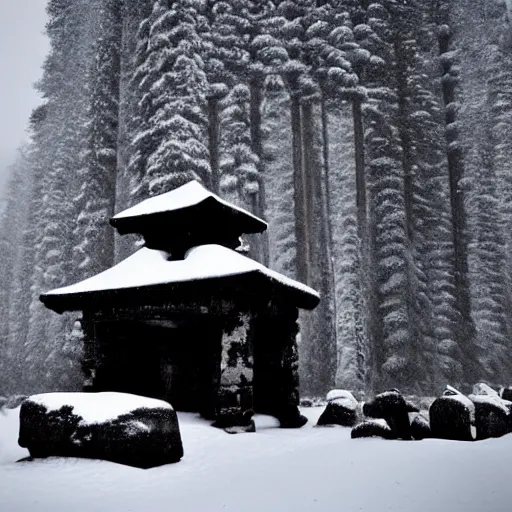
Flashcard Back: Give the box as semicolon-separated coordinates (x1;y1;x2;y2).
1;0;512;398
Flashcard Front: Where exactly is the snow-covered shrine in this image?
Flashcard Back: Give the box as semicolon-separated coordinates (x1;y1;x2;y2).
40;181;320;432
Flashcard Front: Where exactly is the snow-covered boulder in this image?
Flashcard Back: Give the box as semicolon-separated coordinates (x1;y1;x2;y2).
316;390;358;427
351;419;395;440
410;414;431;440
362;390;417;440
469;384;511;440
18;392;183;469
429;386;476;441
472;383;499;396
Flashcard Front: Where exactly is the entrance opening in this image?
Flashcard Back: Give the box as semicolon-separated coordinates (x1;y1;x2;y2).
94;318;222;417
252;315;283;416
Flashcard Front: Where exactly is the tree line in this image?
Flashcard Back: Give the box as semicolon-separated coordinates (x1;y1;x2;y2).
1;0;512;397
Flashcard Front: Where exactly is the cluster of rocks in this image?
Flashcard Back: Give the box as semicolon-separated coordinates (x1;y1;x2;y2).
316;384;512;442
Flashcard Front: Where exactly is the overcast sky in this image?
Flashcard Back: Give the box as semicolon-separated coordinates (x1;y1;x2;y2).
0;1;48;194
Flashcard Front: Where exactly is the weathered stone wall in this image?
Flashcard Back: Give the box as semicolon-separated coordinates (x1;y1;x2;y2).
81;312;97;391
215;312;255;432
82;302;215;394
80;299;305;431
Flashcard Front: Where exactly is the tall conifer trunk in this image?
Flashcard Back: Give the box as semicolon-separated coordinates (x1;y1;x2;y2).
438;23;476;379
301;101;315;284
353;99;367;241
320;93;333;240
208;96;220;195
291;92;307;284
299;99;336;396
393;38;415;243
249;77;270;266
114;0;148;262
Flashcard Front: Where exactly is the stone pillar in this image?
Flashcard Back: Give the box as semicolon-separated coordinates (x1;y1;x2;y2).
215;312;255;433
274;307;307;428
252;305;307;428
81;312;98;391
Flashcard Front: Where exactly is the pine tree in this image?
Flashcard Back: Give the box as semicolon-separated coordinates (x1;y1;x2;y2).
72;0;121;280
273;0;339;396
322;3;371;392
435;0;478;383
0;153;34;392
411;3;462;388
114;0;152;261
261;77;296;278
219;84;260;208
24;0;95;392
221;0;286;265
357;1;416;391
329;102;369;391
385;0;447;391
129;0;210;201
200;1;236;194
453;0;512;383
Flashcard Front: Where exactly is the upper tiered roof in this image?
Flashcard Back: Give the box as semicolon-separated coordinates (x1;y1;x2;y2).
110;180;267;255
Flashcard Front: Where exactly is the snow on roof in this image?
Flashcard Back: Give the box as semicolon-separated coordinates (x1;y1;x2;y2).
111;180;267;231
42;244;319;309
28;392;172;425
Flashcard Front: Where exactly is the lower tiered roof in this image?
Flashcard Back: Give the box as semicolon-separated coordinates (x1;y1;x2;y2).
41;244;320;313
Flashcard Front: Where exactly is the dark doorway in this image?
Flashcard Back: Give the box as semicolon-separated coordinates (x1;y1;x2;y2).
93;318;222;416
252;314;284;416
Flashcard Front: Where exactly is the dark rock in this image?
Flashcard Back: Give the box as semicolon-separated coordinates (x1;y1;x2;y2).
317;390;358;427
429;386;476;441
362;390;413;440
300;398;314;408
405;400;420;413
410;414;431;440
500;387;512;402
351;419;396;440
469;394;511;440
213;407;255;433
18;392;183;469
277;406;308;429
223;421;256;434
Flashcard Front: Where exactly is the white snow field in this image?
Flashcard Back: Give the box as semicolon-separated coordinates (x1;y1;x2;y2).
1;406;512;512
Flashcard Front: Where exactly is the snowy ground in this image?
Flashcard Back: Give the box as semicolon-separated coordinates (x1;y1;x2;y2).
1;406;511;512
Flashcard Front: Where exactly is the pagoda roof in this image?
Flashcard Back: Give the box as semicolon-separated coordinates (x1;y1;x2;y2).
41;245;320;313
110;180;267;237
